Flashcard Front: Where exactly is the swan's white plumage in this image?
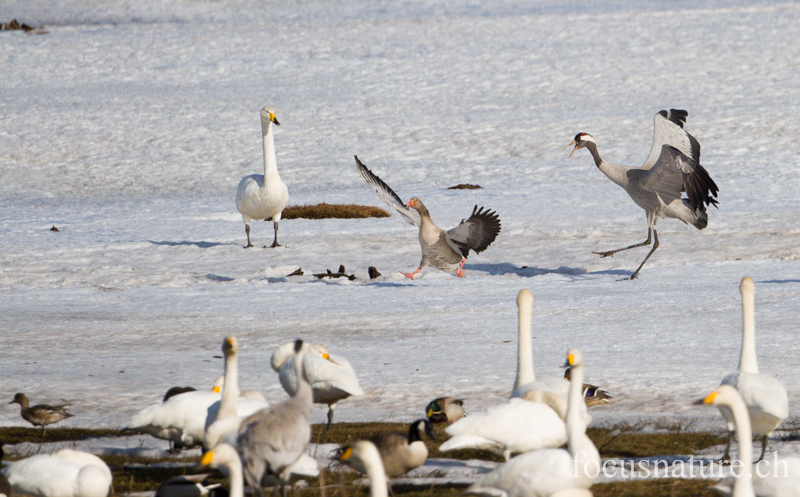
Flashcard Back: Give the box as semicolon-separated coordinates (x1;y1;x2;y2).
271;341;363;425
130;378;224;448
466;349;599;497
2;451;111;497
439;397;566;461
703;385;800;497
235;105;288;248
718;278;788;460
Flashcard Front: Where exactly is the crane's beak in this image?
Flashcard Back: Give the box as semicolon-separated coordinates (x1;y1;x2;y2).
563;140;578;158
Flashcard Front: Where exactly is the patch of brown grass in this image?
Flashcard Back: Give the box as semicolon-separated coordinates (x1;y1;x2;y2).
593;479;718;497
281;204;390;220
0;427;136;446
447;184;482;190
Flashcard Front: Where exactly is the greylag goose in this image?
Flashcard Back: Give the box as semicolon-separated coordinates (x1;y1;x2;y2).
238;339;313;495
235;105;289;248
355;156;501;279
9;393;73;436
564;109;718;280
426;397;466;424
717;277;788;463
271;341;363;429
701;385;800;496
339;419;436;480
466;349;599;497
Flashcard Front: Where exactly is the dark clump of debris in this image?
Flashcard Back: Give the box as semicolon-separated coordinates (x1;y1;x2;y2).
447;183;482;190
287;268;304;276
368;266;382;279
1;19;48;34
50;225;59;232
314;265;356;281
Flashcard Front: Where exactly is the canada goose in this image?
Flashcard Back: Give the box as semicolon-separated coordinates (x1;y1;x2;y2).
339;419;436;480
2;450;112;497
271;341;363;428
564;109;718;280
203;335;268;450
718;277;788;463
200;444;244;497
426;397;466;424
129;378;224;451
9;393;73;437
355;156;501;279
235;105;289;248
466;349;599;497
439;395;566;461
238;339;313;495
338;441;388;497
564;368;612;407
701;385;800;496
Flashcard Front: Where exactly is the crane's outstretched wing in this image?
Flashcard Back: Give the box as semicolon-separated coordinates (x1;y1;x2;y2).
635;145;719;212
641;109;701;170
444;205;501;257
355;155;420;227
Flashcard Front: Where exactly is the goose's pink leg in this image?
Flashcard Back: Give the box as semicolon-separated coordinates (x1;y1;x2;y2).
400;268;422;280
455;258;466;278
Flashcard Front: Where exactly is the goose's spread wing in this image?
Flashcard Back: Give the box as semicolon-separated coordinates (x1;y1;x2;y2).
642;109;701;170
444;205;501;257
634;145;719;211
355;155;420;227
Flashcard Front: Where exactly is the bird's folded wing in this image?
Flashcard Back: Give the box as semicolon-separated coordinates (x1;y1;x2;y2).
444;205;501;257
642;109;701;170
354;155;420;227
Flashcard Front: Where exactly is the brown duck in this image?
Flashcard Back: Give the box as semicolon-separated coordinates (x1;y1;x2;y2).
9;393;74;435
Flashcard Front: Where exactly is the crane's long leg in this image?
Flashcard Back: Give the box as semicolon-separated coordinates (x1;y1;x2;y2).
625;229;659;280
265;221;281;248
593;228;652;258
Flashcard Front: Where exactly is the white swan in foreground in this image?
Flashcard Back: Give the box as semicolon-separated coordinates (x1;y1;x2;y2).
339;441;389;497
718;277;788;462
200;444;244;497
130;377;223;450
702;385;800;497
439;394;566;461
235;105;289;248
239;340;314;494
466;349;600;497
2;450;112;497
272;341;364;428
355;156;501;279
203;335;268;450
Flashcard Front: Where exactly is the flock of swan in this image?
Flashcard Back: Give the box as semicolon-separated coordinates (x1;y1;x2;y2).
236;105;718;280
1;277;797;497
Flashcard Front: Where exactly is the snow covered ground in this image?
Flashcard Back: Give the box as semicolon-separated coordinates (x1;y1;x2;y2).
1;0;799;441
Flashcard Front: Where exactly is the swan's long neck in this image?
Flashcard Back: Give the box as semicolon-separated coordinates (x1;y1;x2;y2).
738;283;759;374
291;351;314;418
227;452;246;497
261;120;280;181
729;395;755;496
219;352;240;420
514;294;535;388
566;362;600;480
363;444;389;497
